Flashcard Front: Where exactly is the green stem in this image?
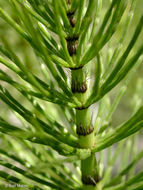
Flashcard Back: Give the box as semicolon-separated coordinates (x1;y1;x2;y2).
66;6;99;187
81;153;99;190
76;108;94;148
71;67;99;189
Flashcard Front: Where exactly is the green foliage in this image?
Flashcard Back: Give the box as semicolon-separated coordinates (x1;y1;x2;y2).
0;0;143;189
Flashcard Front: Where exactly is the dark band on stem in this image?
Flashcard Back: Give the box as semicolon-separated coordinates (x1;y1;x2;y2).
69;65;83;70
66;8;78;54
67;11;75;17
67;40;78;56
82;175;96;186
66;36;79;42
76;124;94;136
76;105;90;110
82;175;101;186
67;10;76;27
66;36;79;56
72;81;87;93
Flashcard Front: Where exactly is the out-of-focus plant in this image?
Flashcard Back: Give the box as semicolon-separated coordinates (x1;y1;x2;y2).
0;0;143;190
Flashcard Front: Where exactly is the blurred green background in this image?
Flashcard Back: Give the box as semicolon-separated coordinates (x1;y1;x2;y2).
0;0;143;125
0;0;143;184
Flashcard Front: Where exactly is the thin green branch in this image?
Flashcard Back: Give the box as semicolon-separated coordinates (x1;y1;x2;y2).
74;0;86;35
89;0;103;41
0;7;31;41
105;86;127;121
0;160;61;189
0;148;25;166
0;8;76;98
102;15;143;91
0;71;74;135
101;44;143;96
76;0;97;65
0;170;22;184
18;0;56;33
105;150;143;187
103;0;136;80
92;106;143;153
0;118;78;157
0;87;78;147
80;0;119;64
0;46;77;106
87;54;101;105
53;0;74;67
104;171;143;190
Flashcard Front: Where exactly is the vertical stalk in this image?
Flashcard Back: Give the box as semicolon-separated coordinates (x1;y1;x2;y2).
71;68;94;148
66;2;100;188
71;68;100;189
82;154;100;190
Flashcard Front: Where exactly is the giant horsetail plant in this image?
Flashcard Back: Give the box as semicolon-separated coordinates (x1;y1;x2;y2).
0;0;143;189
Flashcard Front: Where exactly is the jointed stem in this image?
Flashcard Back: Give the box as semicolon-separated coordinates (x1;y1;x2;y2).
71;67;99;189
65;2;100;187
81;153;100;190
